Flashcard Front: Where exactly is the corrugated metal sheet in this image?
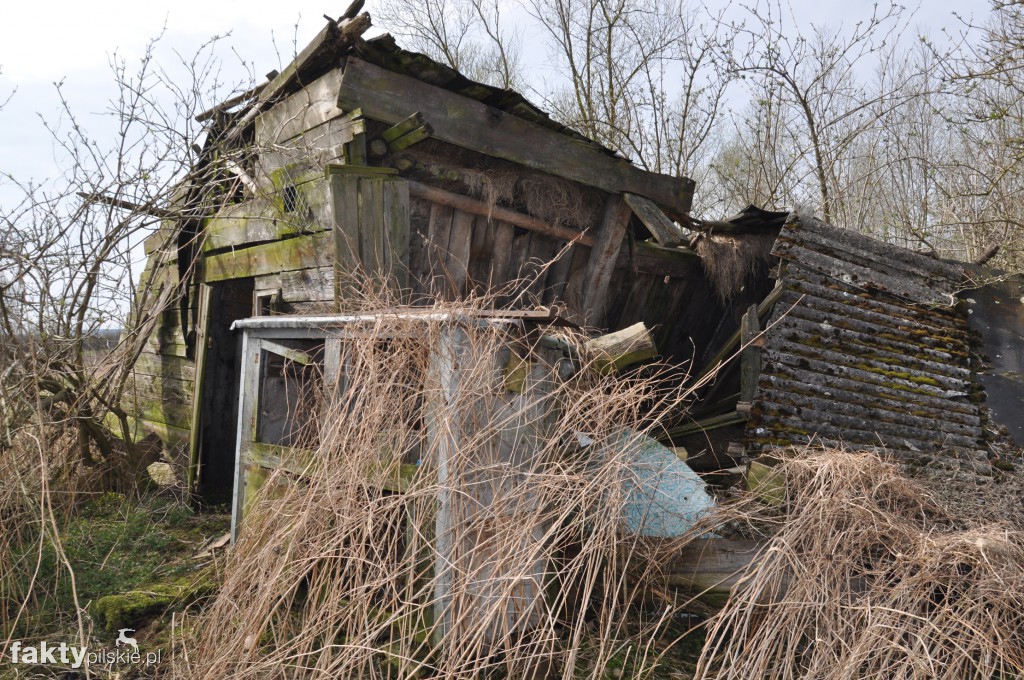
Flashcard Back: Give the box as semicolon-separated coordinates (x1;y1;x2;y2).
747;217;989;469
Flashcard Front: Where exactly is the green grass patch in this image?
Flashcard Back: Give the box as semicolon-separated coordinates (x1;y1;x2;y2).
9;492;229;638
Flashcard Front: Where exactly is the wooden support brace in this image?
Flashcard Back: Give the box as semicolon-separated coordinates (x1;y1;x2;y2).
380;112;428;143
388;124;433;152
581;195;632;328
624;193;686;247
739;303;762;403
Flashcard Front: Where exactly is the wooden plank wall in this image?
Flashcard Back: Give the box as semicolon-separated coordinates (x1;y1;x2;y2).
120;227;196;459
125;62;725;470
405;194;715;363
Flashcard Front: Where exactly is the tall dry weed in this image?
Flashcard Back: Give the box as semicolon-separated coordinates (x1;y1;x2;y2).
691;447;1024;679
176;302;699;678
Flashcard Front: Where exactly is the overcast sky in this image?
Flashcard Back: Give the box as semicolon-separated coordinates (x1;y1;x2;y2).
0;0;984;194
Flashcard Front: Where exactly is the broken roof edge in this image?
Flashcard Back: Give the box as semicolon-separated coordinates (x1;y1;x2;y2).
201;14;696;216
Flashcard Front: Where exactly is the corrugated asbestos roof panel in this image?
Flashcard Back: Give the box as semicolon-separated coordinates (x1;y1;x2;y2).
747;217;988;467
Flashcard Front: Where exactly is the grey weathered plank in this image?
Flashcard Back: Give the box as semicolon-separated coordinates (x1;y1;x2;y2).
740;304;761;403
384;178;410;290
467;216;496;295
255;68;345;147
132;352;197;382
581;196;632;327
331;171;361;281
525;234;559;300
203;178;333;252
506;229;534;304
489;221;514;297
338;58;695;214
358;176;386;278
257;266;335;303
445;209;475;297
426;203;455;298
541;242;576;306
203;232;335;282
624;193;686;247
255;114;365;188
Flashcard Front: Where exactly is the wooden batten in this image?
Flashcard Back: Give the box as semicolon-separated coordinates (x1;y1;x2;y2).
624;193;686;247
255;69;346;147
407;181;592;246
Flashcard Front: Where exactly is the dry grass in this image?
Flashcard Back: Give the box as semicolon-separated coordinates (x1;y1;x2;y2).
690;447;1024;680
695;234;777;303
173;300;698;679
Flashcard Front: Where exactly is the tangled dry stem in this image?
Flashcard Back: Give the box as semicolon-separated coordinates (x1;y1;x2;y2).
690;447;1024;680
175;299;696;679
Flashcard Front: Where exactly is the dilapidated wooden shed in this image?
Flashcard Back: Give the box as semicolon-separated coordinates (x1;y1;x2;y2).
118;11;760;502
116;9;1024;509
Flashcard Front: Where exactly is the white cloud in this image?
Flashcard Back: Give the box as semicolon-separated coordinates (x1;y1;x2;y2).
0;1;324;83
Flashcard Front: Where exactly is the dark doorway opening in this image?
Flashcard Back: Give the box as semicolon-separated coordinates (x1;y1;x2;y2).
195;277;254;505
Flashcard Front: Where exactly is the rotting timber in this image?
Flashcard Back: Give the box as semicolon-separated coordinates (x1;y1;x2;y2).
115;10;732;505
114;7;1023;614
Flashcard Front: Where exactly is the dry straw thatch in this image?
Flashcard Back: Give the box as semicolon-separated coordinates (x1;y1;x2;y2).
691;447;1024;680
695;233;777;303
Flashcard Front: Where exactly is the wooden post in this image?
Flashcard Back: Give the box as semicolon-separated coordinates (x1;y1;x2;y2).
582;195;632;328
739;304;762;404
231;335;261;543
425;326;467;642
187;283;212;495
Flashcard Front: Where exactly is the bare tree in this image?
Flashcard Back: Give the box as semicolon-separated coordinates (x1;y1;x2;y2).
376;0;524;88
729;1;920;225
0;35;242;478
929;0;1024;266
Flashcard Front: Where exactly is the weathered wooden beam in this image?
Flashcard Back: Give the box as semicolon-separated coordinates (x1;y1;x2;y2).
624;193;686;247
380;112;427;144
261;341;313;366
582;196;632;328
388;124;432;152
202;232;335;282
585;322;658;372
255;68;345;147
195;81;265;123
338;58;695;214
407;180;592;245
628;538;765;609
